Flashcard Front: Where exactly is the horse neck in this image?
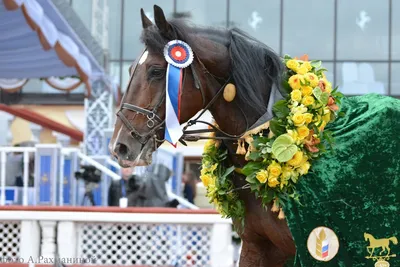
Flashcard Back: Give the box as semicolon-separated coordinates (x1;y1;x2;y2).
209;98;259;167
365;233;374;240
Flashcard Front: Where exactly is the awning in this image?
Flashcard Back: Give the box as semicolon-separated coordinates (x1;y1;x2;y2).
0;0;105;94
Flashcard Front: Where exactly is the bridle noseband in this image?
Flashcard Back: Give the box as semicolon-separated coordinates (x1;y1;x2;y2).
116;49;250;148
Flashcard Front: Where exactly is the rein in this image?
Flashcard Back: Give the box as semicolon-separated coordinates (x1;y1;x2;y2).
116;49;252;148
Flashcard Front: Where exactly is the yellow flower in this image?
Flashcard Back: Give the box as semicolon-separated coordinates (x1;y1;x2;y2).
305;73;318;87
296;64;308;75
302;61;312;71
288;151;304;167
297;125;310;139
325;82;332;93
287;129;300;143
292;113;306;126
267;161;282;177
302;96;315;106
256;170;268;183
200;174;213;187
319;120;327;131
210;163;218;173
281;166;294;180
321;78;332;93
304;113;313;124
286;59;299;71
288;75;303;90
301;86;313;96
298;160;311;175
268;176;280;188
204;140;215;152
291;90;302;102
291;105;308;114
322;108;331;123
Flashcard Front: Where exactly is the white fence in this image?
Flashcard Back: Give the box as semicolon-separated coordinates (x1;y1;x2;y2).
0;207;233;267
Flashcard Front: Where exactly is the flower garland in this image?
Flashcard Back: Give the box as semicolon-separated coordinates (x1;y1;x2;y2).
200;55;344;222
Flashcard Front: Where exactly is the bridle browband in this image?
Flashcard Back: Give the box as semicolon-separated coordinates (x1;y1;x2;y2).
116;48;250;148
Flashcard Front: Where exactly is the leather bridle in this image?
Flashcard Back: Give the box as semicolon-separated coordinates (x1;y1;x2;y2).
116;48;250;148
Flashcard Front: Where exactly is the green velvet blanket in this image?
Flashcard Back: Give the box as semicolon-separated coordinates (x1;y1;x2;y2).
284;94;400;266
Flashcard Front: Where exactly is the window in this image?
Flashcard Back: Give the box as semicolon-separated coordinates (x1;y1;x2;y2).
229;0;280;53
337;0;389;60
322;62;335;88
109;62;121;88
392;0;400;60
108;0;122;60
123;1;173;60
335;63;388;95
71;0;93;30
282;0;334;60
176;0;227;27
391;63;400;95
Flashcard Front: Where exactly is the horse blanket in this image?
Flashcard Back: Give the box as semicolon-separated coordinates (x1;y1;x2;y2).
284;93;400;266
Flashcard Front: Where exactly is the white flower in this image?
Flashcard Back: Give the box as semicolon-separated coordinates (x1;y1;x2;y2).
291;104;307;114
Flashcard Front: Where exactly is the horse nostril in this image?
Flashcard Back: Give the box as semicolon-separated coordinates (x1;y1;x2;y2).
116;143;129;157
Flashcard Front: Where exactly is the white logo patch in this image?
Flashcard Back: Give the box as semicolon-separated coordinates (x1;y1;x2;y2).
139;51;149;65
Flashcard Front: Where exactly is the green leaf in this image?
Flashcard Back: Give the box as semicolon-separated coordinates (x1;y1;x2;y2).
261;147;271;154
311;60;322;68
250;183;259;191
272;100;290;119
221;166;235;182
242;162;265;176
281;80;292;94
218;189;226;195
284;54;292;60
252;136;270;148
320;92;329;105
245;174;256;183
248;151;262;161
313;87;322;99
270;118;286;136
271;134;298;162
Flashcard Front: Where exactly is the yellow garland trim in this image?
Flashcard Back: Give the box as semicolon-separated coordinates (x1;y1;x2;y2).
200;55;344;221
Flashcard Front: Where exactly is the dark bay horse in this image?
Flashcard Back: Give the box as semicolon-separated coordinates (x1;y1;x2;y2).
110;5;295;266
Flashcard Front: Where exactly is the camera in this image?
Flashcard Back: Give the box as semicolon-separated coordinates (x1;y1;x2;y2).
74;165;101;184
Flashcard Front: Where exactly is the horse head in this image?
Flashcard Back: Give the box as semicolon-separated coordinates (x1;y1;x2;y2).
364;232;371;241
109;5;284;167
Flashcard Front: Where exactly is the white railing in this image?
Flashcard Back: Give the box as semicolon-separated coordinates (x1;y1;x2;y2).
0;207;233;267
0;145;198;209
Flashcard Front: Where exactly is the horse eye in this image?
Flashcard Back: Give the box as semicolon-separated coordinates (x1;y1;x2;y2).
149;68;165;79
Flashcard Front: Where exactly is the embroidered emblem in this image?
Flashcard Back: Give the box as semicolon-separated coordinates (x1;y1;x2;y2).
364;232;398;267
307;226;339;261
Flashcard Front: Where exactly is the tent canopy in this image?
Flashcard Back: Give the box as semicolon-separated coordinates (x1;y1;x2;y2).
0;0;104;83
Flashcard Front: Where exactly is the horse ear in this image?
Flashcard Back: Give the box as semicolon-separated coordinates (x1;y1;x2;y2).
140;8;153;29
153;5;173;38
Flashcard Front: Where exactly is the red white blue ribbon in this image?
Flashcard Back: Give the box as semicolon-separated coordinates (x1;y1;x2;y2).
163;40;194;146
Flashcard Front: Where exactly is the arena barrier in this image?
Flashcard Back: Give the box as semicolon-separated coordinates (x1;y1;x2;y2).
0;206;233;267
0;145;196;209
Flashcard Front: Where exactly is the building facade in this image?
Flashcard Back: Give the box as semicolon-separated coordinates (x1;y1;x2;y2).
70;0;400;97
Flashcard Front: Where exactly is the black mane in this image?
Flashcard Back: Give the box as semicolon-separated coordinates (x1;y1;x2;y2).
141;19;284;117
